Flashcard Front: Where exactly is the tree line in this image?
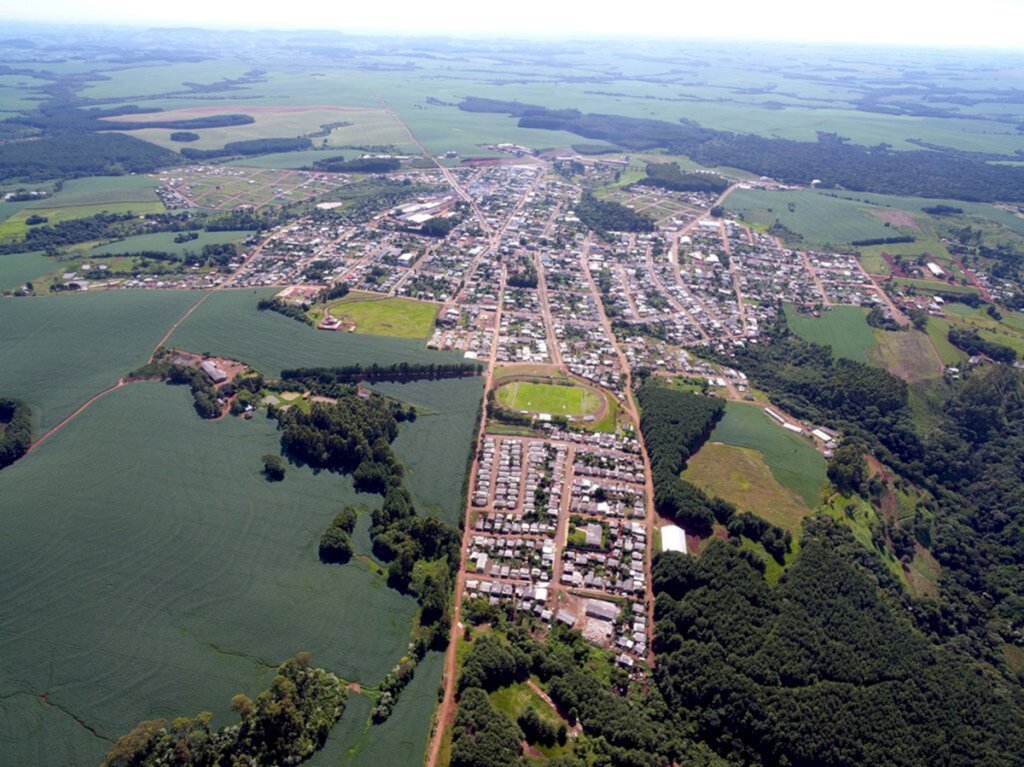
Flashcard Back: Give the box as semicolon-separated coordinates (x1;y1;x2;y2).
102;653;346;767
460;97;1024;202
575;191;655;237
0;398;32;470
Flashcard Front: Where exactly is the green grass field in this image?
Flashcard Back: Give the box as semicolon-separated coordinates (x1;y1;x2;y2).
321;293;439;339
706;402;826;508
783;303;876;362
495;381;602;417
0;383;427;766
683;442;811;535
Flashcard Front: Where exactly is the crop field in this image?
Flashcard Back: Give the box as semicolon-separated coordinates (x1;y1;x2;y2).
0;290;200;431
495;380;602;417
867;328;944;383
323;293;440;339
0;201;166;242
706;402;826;508
0;251;50;290
783;303;876;362
683;442;812;535
371;377;484;527
725;189;897;247
90;230;250;257
106;106;388;152
0;383;431;766
167;289;464;376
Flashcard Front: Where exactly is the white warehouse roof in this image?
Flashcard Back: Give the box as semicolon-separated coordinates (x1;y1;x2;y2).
661;525;687;554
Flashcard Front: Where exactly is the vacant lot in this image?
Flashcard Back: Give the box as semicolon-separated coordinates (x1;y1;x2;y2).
867;328;944;382
784;303;876;363
706;402;826;508
684;442;811;535
324;293;439;339
495;380;602;417
90;230;250;258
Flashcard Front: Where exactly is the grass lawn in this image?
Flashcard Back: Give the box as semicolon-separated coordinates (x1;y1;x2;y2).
490;682;572;759
319;292;439;339
706;402;826;508
783;303;876;363
683;442;812;535
495;381;602;417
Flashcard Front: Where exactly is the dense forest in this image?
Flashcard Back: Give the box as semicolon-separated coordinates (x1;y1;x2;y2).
180;136;312;160
308;156;402;173
653;521;1024;767
575;191;655;237
103;653;346;767
635;162;729;194
0;398;32;470
460;98;1024;202
713;316;1024;667
0;132;180;181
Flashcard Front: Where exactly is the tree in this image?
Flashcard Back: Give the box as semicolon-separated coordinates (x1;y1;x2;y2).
262;454;286;481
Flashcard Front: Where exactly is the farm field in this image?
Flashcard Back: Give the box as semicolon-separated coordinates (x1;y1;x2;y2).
706;402;826;508
684;442;812;535
942;304;1024;357
925;317;965;365
0;201;165;242
167;289;460;375
725;189;897;247
783;303;876;362
104;105;389;153
495;380;602;417
0;382;434;766
89;230;250;257
0;290;200;431
310;651;445;767
323;292;440;339
371;377;485;527
0;251;50;290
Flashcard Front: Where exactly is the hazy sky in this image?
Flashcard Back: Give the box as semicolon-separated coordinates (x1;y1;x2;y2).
7;0;1024;48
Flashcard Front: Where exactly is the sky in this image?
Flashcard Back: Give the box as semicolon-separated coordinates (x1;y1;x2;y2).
5;0;1024;48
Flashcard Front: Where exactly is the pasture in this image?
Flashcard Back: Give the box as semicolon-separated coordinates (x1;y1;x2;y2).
705;402;826;509
783;303;876;363
495;380;602;417
683;442;811;535
323;292;439;339
0;383;429;766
